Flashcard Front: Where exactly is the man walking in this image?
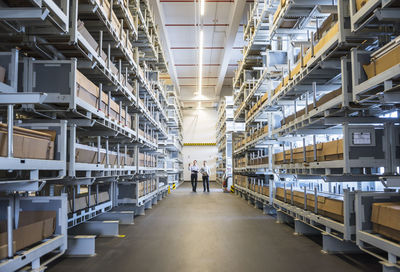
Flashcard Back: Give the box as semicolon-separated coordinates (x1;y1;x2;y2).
200;160;211;192
188;160;199;192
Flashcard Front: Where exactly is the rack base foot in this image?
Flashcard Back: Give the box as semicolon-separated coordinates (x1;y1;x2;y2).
382;261;400;272
248;196;255;206
96;211;134;225
145;199;153;210
322;233;360;254
294;219;320;236
263;204;275;215
66;235;96;257
276;210;293;224
152;196;158;205
69;220;119;237
135;205;145;216
254;199;263;210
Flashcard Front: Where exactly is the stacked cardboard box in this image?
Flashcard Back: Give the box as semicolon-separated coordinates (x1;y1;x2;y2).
139;153;145;167
246;125;268;143
274;139;343;164
0;65;5;83
235;157;246;168
0;124;55;160
272;20;339;98
281;88;342;126
138;153;156;167
146;180;151;194
76;70;132;128
356;0;370;10
77;20;107;61
67;191;110;213
262;186;269;196
247;21;347;123
363;41;400;79
234;175;247;188
275;187;344;222
139;129;146;138
248;156;269;166
138;182;145;197
371;202;400;242
0;211;57;259
247;92;269;120
234;139;246;150
75;144;135;166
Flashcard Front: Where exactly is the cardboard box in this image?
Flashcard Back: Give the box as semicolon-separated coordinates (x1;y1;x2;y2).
0;211;56;259
371;202;400;241
274;82;282;95
138;182;145;197
356;0;370;11
282;88;342;126
0;65;5;83
262;186;269;196
0;124;55;160
314;23;339;57
363;42;400;79
0;241;16;260
275;187;344;222
291;62;301;78
76;148;97;164
274;139;343;164
77;20;106;60
68;191;110;213
76;70;129;124
273;2;282;24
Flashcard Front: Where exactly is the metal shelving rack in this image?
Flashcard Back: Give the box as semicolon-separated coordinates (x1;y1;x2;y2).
216;96;244;187
158;85;183;188
229;0;400;271
0;0;182;269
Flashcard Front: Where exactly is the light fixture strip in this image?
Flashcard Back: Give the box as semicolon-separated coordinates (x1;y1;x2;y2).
198;0;205;96
198;29;204;96
200;0;205;16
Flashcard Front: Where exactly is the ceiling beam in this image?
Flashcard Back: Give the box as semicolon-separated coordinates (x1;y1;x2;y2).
214;0;246;98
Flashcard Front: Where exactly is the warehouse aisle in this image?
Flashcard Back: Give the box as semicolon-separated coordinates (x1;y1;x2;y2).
48;183;378;272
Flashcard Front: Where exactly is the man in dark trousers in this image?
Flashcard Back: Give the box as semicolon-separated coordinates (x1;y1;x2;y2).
188;160;199;192
200;160;211;192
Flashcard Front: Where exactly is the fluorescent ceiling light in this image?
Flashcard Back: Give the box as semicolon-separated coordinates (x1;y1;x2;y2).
198;30;204;96
200;0;205;16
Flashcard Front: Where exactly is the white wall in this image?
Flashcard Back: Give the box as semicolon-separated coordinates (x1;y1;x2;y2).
182;108;218;181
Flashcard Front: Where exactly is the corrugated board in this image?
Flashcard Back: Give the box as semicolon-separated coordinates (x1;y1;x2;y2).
363;42;400;79
0;124;55;160
0;211;56;259
356;0;370;11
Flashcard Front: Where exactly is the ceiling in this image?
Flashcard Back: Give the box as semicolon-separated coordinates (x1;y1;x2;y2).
153;0;250;108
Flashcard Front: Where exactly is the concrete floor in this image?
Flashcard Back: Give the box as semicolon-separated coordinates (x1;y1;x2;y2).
48;182;380;272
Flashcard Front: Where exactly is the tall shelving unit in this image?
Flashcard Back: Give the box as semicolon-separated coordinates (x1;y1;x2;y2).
0;0;182;270
216;96;244;187
158;84;183;187
229;0;400;271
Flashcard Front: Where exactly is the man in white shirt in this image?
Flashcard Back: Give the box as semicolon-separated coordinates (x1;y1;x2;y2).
188;160;199;192
200;160;211;192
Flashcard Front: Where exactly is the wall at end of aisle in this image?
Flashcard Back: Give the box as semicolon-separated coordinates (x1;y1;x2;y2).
182;108;218;181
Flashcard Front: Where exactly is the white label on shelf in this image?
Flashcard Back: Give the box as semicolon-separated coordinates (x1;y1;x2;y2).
352;132;371;145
